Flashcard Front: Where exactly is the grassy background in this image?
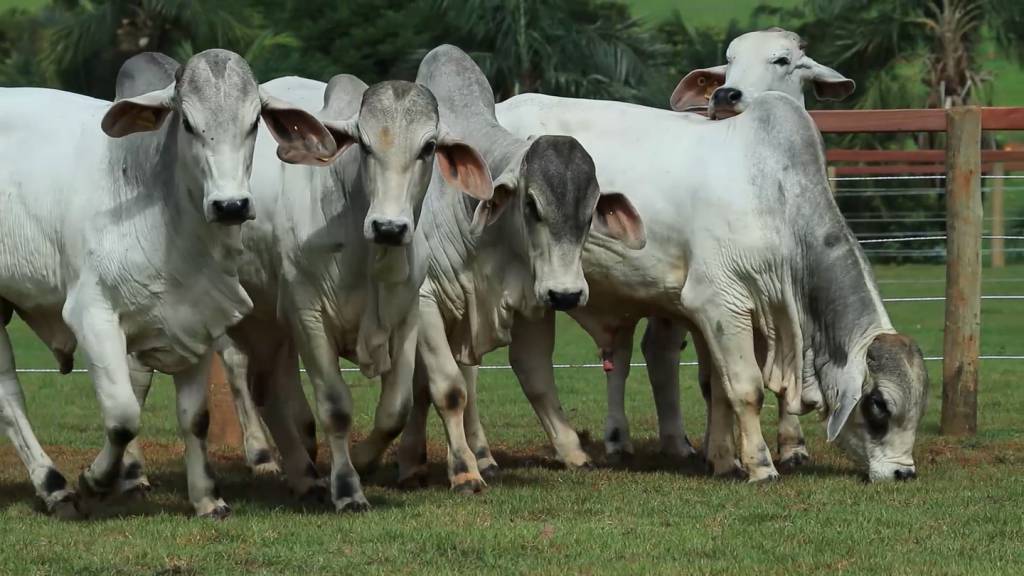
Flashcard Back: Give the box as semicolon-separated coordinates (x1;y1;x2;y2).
0;263;1022;574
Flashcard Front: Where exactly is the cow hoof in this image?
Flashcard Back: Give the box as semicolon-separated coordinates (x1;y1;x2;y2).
451;473;486;495
45;491;85;521
778;451;810;470
606;450;633;467
709;460;746;480
336;496;371;513
479;463;500;481
200;503;232;520
119;481;152;502
250;461;283;477
297;483;330;505
76;472;112;502
749;470;782;484
563;453;594;470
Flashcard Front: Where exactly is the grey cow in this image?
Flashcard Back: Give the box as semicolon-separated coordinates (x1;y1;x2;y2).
394;45;646;492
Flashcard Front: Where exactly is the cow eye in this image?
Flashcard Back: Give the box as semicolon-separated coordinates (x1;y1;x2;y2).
525;196;541;221
420;141;436;160
772;56;791;66
182;116;196;135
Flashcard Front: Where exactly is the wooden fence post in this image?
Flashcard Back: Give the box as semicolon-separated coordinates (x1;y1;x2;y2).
941;107;982;436
208;355;243;448
991;162;1006;268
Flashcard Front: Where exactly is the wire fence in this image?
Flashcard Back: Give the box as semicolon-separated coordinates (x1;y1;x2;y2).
10;171;1024;375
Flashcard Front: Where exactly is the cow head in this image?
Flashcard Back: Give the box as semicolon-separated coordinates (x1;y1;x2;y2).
829;333;929;482
475;135;645;312
670;28;855;119
101;49;336;225
316;80;491;246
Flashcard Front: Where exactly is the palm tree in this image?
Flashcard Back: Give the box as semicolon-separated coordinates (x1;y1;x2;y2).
799;0;1024;110
42;0;295;98
431;0;662;102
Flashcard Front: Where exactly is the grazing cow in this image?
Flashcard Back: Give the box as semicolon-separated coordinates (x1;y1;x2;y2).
111;53;285;483
495;91;927;482
593;27;856;466
122;72;494;512
0;49;335;517
394;45;645;492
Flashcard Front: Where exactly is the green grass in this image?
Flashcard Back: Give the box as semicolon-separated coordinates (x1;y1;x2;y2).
1;264;1023;574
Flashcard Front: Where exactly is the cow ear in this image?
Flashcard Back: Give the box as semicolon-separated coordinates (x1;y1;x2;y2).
670;65;726;112
804;57;855;101
469;168;516;234
259;88;339;166
318;116;360;164
101;83;176;137
591;192;645;250
826;384;862;442
438;134;493;202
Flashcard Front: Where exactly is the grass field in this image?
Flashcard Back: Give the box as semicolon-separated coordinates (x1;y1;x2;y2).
0;263;1022;574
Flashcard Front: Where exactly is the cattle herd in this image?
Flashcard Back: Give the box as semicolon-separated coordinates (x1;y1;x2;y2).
0;28;929;520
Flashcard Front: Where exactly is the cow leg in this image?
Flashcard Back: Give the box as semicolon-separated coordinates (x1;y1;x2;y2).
219;345;280;476
66;300;142;503
172;352;229;518
641;318;697;460
699;317;778;483
396;355;431;489
690;330;737;474
777;403;809;468
257;346;323;501
292;314;368;512
417;301;484;493
352;311;416;474
0;319;78;517
119;356;153;496
603;324;635;463
461;365;498;478
509;311;591;469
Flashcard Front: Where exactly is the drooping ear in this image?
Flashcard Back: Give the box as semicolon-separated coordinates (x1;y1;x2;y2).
826;384;862;442
101;83;176;137
591;192;646;250
469;167;516;234
803;57;855;101
437;132;493;201
318;116;360;163
670;65;727;112
259;88;339;166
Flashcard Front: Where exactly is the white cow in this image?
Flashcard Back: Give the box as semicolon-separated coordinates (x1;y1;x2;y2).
394;45;646;492
590;28;858;466
121;72;494;512
0;50;334;517
495;91;928;483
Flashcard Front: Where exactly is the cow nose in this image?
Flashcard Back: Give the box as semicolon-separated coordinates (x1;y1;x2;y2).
211;199;251;224
548;290;582;311
894;468;917;481
371;220;409;246
711;87;743;107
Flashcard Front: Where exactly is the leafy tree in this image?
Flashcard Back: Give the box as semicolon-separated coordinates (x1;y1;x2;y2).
433;0;660;102
40;0;294;98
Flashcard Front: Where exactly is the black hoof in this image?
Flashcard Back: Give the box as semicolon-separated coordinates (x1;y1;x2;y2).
201;504;231;520
297;484;330;506
337;498;370;513
778;452;810;470
479;464;500;481
606;451;633;467
451;478;485;495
